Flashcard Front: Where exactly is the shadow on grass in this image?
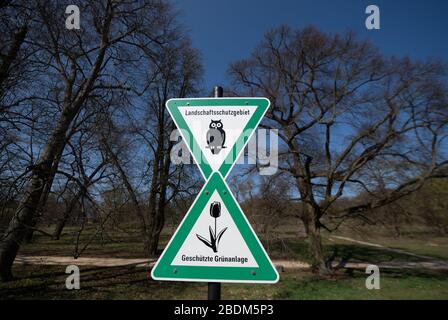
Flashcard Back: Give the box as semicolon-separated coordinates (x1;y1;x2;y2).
326;243;422;264
266;238;426;265
2;263;447;300
0;264;200;299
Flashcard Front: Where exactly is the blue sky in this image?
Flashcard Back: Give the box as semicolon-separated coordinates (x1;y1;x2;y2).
174;0;448;91
171;0;448;198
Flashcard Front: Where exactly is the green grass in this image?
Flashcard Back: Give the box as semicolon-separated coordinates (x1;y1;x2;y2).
274;269;448;300
18;225;174;258
2;223;447;300
1;264;447;300
267;237;430;264
22;228;431;265
372;237;448;260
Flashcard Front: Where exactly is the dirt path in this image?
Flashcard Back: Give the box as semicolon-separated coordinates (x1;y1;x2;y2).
13;235;448;271
14;255;309;269
340;260;448;270
14;255;448;270
329;235;435;260
14;255;156;267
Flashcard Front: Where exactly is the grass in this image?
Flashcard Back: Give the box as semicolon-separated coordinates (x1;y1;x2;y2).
372;237;448;260
274;268;448;300
267;237;431;264
18;225;175;258
1;223;448;299
1;264;447;300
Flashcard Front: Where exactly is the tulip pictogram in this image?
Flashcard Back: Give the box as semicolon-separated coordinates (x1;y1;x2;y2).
196;201;228;253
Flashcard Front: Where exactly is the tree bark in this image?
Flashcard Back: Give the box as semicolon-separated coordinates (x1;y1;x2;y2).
0;3;112;280
0;25;27;89
146;140;171;256
146;147;164;255
24;148;64;244
145;101;176;256
0;106;77;281
301;205;333;276
52;193;80;240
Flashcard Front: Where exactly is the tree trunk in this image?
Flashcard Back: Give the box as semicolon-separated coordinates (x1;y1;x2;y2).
0;180;42;280
145;179;166;257
24;148;64;244
301;206;333;276
146;189;160;256
294;164;333;275
146;123;172;257
0;25;27;89
146;225;161;257
0;104;78;281
52;190;83;240
0;161;51;281
0;4;111;280
146;174;167;257
52;196;76;240
52;218;66;241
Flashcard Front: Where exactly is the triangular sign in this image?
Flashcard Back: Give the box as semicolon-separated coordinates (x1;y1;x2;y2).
166;98;270;180
151;172;279;283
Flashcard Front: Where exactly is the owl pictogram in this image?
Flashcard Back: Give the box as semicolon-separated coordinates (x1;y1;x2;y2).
206;119;226;155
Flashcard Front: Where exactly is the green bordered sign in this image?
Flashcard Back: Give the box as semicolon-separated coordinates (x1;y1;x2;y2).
151;97;278;284
151;172;279;283
165;98;270;180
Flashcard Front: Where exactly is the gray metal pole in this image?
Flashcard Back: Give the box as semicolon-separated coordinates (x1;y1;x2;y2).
208;86;223;301
214;86;223;98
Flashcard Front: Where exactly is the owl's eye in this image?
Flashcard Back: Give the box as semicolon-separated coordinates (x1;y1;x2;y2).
217;123;222;128
211;123;216;128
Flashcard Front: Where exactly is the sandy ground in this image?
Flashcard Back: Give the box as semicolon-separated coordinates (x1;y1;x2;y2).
13;255;309;269
14;255;448;270
13;236;448;270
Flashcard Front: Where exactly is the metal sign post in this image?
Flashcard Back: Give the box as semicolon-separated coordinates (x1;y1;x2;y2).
208;86;223;300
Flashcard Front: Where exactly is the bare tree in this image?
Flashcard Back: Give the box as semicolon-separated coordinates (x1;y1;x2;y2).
239;174;293;252
0;0;177;281
139;40;203;255
229;26;448;275
99;36;203;257
0;1;38;214
51;132;109;240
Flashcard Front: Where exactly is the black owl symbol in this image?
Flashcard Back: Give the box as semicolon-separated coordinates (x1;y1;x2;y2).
206;119;226;155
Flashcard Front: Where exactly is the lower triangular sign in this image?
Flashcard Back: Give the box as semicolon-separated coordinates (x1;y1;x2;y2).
151;172;279;283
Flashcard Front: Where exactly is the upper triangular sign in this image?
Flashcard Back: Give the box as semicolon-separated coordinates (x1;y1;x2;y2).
166;98;270;180
151;172;279;283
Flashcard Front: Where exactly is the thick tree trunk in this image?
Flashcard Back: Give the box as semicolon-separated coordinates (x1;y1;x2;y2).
0;4;111;281
293;153;333;277
0;25;27;89
301;206;333;276
24;149;64;244
0;105;78;281
0;169;46;281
